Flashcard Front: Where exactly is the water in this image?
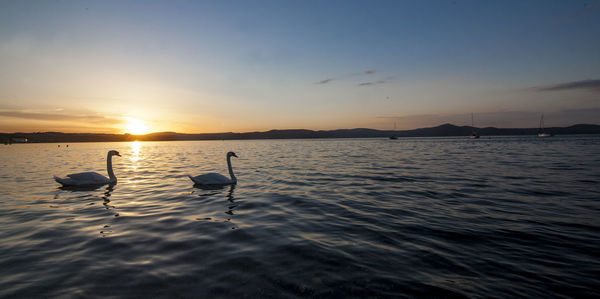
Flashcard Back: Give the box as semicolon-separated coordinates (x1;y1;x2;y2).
1;136;599;297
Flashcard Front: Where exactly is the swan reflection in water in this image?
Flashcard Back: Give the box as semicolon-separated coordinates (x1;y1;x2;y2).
193;184;238;223
54;184;119;212
55;184;117;212
57;183;115;192
54;184;118;236
55;184;114;205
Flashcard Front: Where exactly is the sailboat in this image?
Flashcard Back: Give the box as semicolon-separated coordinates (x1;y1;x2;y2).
470;113;480;139
538;113;553;137
390;121;398;139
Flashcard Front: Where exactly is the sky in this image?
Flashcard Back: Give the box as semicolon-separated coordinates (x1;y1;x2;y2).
1;0;599;134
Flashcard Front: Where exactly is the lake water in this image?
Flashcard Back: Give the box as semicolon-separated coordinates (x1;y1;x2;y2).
1;136;599;297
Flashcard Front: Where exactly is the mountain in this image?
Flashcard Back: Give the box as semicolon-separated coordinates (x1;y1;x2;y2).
2;124;599;143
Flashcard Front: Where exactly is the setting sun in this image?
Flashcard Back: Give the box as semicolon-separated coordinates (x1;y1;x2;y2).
125;118;149;135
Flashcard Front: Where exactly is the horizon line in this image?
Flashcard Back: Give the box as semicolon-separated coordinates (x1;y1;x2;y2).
2;122;599;136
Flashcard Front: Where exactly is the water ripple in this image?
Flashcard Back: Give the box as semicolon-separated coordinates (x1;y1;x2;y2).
0;136;599;297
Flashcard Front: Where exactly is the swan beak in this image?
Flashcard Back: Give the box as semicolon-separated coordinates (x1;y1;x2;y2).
116;152;121;157
232;153;238;158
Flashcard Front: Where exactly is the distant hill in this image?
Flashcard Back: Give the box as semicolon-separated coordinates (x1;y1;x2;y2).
2;124;599;143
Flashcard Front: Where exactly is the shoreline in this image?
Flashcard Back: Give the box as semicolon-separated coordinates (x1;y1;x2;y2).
2;123;600;143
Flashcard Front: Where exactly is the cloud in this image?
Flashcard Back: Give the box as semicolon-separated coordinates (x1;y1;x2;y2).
536;79;600;92
315;78;334;85
356;76;394;87
357;80;385;87
315;70;377;85
357;82;375;86
0;110;123;125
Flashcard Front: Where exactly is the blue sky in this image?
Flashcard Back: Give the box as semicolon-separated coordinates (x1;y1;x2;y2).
1;0;599;133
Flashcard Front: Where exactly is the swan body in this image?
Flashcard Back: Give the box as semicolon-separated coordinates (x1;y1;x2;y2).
189;152;238;185
54;150;121;186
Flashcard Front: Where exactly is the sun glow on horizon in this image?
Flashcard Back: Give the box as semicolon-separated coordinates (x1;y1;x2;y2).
125;118;149;135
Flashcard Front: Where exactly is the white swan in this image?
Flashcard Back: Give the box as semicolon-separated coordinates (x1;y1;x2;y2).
189;152;238;185
54;150;121;186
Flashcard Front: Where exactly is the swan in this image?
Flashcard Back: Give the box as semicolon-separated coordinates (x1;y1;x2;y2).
189;152;238;185
54;150;121;186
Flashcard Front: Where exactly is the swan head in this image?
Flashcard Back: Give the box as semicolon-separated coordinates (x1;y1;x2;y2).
108;150;121;157
227;151;238;158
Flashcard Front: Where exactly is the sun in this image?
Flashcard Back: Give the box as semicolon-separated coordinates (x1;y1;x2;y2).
125;118;149;135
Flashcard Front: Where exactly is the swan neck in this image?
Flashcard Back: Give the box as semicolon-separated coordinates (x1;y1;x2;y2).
227;155;236;182
107;153;117;182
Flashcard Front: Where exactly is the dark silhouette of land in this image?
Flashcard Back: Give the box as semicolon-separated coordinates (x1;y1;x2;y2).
2;123;599;143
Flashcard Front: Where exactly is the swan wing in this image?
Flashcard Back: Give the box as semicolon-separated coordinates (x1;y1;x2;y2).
66;172;109;184
189;173;232;185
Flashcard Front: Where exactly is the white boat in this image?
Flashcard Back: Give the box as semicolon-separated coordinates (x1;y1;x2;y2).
538;114;553;137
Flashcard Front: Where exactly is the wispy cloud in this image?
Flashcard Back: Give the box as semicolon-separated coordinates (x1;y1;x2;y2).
0;110;123;125
315;78;334;85
314;70;377;85
356;76;394;87
536;79;600;92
